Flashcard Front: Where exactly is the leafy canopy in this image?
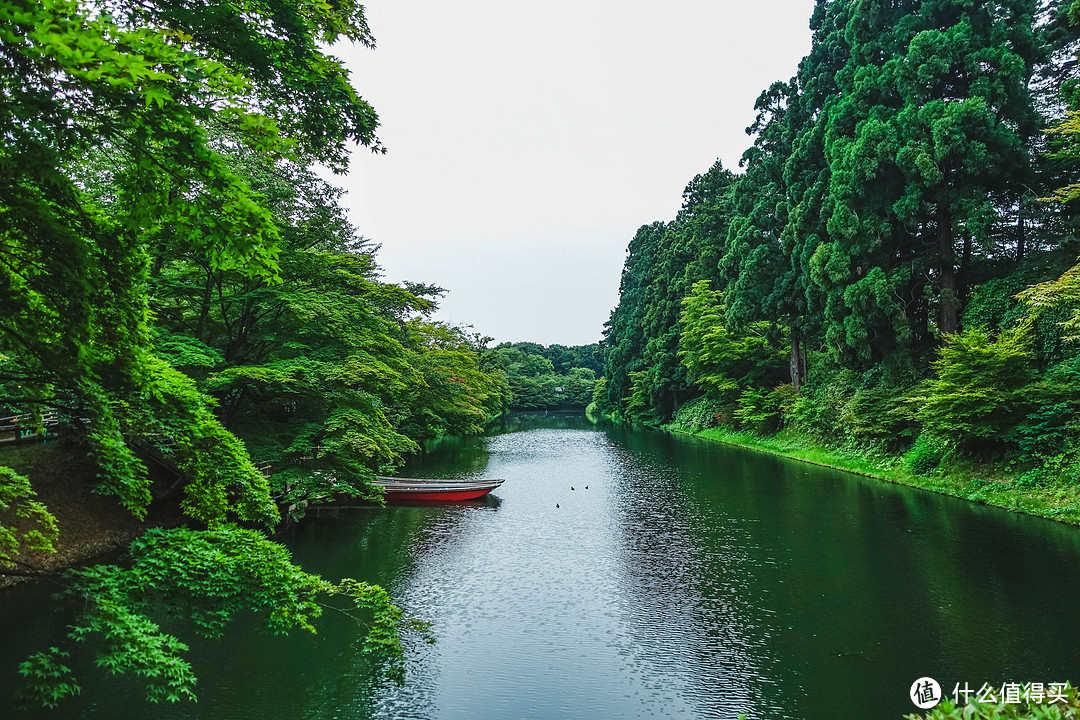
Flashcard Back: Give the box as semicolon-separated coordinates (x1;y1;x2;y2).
17;527;426;708
0;0;470;706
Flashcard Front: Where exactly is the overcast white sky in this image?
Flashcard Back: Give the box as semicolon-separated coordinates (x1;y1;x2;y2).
328;0;816;346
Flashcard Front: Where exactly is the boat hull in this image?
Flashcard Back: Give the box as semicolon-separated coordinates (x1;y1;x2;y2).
381;487;497;501
373;477;504;503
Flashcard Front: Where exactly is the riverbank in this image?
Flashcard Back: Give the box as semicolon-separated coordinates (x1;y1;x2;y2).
0;441;182;588
586;402;1080;526
663;423;1080;526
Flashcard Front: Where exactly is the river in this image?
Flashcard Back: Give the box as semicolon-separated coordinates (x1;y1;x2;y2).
2;411;1079;718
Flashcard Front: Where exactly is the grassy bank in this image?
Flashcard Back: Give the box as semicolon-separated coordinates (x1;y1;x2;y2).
660;422;1080;526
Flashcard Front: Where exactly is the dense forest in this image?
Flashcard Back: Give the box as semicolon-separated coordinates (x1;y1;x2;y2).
0;0;509;706
495;342;601;409
597;0;1080;492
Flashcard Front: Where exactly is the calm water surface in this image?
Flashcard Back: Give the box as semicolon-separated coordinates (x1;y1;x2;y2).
3;412;1080;718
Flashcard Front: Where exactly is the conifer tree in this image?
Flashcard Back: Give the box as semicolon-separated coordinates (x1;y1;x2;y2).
817;0;1041;361
724;81;806;387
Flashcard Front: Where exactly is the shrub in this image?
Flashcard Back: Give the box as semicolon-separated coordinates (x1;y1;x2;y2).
786;386;840;440
733;387;784;436
785;365;856;443
1016;403;1073;459
917;327;1033;454
672;395;723;432
906;433;946;476
842;376;920;449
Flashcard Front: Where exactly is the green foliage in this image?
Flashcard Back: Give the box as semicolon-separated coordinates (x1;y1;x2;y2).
609;0;1051;419
601;221;665;417
19;527;421;705
1018;403;1074;459
1020;261;1080;341
397;322;509;439
722;79;802;351
149;156;508;509
837;363;922;448
812;0;1039;347
16;649;80;709
63;565;197;704
1010;357;1080;484
508;342;602;375
786;386;844;443
679;280;787;403
591;377;608;411
917;327;1034;452
906;433;947;476
153;330;225;370
0;0;384;346
1044;108;1080;206
600;0;1080;514
495;342;599;410
732;387;785;436
135;357;278;527
564;368;599;406
671;395;725;433
965;275;1037;332
0;0;504;706
603;162;738;423
0;0;385;563
765;353;920;453
967;271;1076;365
0;466;58;564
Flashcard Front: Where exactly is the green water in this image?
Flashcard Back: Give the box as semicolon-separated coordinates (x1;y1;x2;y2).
2;412;1079;718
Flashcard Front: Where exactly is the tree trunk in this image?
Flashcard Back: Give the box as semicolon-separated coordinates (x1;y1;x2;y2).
937;207;959;335
799;333;807;386
1016;213;1026;262
195;271;213;340
790;326;802;392
906;275;929;346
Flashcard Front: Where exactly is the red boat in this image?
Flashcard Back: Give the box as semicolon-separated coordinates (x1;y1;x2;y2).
373;477;504;502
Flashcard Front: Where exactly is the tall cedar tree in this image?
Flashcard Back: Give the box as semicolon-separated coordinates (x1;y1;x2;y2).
816;0;1041;363
723;80;807;388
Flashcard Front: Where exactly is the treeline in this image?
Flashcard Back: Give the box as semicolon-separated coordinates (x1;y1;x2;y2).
494;342;601;409
598;0;1080;486
0;0;506;706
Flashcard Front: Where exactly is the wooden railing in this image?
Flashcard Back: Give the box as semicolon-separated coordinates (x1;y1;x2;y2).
255;446;325;477
0;412;59;440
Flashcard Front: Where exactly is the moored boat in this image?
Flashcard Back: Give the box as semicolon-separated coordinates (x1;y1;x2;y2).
373;476;504;502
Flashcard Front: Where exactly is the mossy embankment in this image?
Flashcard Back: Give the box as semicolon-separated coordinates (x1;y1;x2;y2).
0;439;182;587
664;423;1080;526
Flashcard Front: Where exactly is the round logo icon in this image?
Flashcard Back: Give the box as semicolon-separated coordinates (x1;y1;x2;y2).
910;677;942;710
